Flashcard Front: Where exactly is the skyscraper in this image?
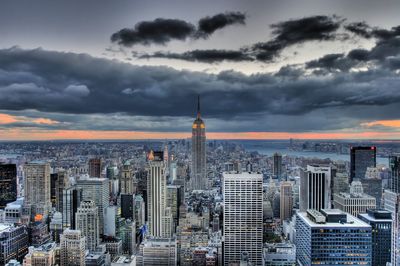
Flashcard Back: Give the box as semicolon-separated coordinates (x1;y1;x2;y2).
60;229;86;266
0;163;17;208
76;177;110;234
147;150;172;237
390;154;400;193
89;158;102;178
22;161;51;220
191;96;206;190
358;209;392;266
350;146;376;183
383;189;400;264
273;152;282;179
120;161;134;195
300;165;331;212
62;185;83;230
296;209;372;265
223;172;263;266
76;200;100;251
280;181;293;221
0;223;29;265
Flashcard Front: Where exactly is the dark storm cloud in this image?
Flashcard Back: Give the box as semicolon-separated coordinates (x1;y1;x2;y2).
307;22;400;73
111;12;246;47
251;15;345;61
196;11;246;38
2;47;400;132
110;18;196;46
140;49;253;63
139;15;346;63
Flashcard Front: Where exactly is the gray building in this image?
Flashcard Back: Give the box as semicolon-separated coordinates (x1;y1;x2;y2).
191;96;206;190
300;165;331;212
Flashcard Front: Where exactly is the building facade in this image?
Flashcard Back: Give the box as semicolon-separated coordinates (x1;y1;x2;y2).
350;146;376;183
223;172;263;266
296;209;372;265
76;200;100;251
60;229;86;266
0;163;17;209
300;165;331;212
280;181;293;222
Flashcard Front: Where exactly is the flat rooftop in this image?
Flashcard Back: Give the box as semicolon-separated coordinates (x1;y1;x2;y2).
298;211;371;228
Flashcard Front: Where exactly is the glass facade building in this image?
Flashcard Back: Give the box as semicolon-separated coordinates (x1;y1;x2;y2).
296;209;372;265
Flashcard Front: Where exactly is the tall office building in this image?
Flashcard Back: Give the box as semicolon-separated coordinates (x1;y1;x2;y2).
350;146;376;183
0;163;17;209
358;209;392;266
383;189;400;265
333;180;376;216
390;154;400;193
120;162;134;195
120;194;134;220
300;165;331;212
62;185;82;230
22;161;51;220
280;181;293;221
0;223;29;265
273;153;283;179
60;229;86;266
89;158;102;178
223;172;263;266
76;200;100;251
50;171;69;212
296;209;372;265
76;177;109;234
191;96;206;190
147;150;172;237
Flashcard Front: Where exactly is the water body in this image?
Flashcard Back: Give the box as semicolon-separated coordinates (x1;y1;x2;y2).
237;140;389;166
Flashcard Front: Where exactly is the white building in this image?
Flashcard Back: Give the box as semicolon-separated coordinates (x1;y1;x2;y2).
76;200;100;251
59;229;86;266
137;237;177;266
223;172;263;266
300;165;331;211
147;151;172;237
333;180;376;216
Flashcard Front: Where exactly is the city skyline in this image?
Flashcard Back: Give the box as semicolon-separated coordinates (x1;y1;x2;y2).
1;0;400;140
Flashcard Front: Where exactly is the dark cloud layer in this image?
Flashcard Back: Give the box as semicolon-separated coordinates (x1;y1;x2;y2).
2;47;400;132
111;12;246;46
141;15;346;63
196;12;246;38
140;49;253;63
111;18;196;46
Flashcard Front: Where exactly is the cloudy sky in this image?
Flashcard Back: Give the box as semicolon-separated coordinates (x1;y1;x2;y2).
1;0;400;140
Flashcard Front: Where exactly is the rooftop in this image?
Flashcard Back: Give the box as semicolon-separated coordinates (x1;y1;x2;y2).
298;209;371;228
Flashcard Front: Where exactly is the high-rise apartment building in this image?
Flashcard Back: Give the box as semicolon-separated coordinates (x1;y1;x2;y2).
89;158;102;178
300;165;331;212
296;209;372;265
191;96;206;190
0;223;29;265
147;150;172;237
50;171;69;212
273;152;283;179
76;177;109;234
350;146;376;183
60;229;86;266
76;200;100;251
223;172;263;266
23;161;51;220
0;163;17;209
358;209;392;266
280;181;293;221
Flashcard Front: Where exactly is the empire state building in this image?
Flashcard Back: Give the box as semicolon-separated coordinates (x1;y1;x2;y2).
191;96;206;190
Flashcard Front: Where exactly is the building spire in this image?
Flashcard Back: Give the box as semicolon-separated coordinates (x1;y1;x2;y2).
197;95;201;118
